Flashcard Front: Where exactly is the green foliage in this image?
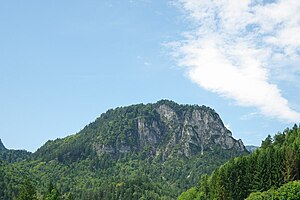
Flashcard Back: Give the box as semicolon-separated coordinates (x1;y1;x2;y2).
0;138;31;163
178;187;205;200
178;124;300;200
0;139;6;151
0;150;31;163
16;179;36;200
261;134;272;149
246;181;300;200
1;149;239;200
0;101;247;200
45;182;61;200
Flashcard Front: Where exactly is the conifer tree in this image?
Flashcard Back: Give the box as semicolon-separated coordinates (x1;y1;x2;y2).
17;179;36;200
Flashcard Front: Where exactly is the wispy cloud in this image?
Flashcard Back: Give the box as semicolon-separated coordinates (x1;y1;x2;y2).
137;55;152;66
171;0;300;123
240;112;259;121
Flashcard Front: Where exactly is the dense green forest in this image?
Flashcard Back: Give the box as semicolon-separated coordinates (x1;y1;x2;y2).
178;124;300;200
2;100;299;200
1;151;241;200
0;101;247;200
2;102;299;200
246;181;300;200
0;149;31;164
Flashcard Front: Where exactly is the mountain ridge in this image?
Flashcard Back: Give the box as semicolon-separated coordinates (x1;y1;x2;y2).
245;145;259;153
34;100;246;163
1;100;249;200
0;139;31;163
0;139;6;151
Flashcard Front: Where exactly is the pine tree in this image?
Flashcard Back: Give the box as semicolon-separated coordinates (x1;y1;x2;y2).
46;182;60;200
17;179;36;200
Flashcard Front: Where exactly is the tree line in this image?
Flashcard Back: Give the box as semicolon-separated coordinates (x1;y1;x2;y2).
178;124;300;200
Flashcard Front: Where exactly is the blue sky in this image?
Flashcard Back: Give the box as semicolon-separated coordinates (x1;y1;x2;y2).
0;0;299;152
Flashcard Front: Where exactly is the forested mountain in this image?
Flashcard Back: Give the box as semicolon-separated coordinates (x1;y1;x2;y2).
0;100;247;200
0;140;31;163
34;99;246;162
0;139;6;151
178;124;300;200
245;145;259;153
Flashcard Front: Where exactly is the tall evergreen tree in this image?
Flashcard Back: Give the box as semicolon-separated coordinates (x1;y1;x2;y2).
17;179;36;200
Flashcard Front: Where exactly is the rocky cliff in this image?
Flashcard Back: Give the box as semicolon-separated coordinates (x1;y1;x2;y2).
1;100;250;200
35;100;247;162
92;100;245;159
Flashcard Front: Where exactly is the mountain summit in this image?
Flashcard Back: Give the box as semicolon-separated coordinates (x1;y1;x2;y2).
2;100;248;200
35;100;246;162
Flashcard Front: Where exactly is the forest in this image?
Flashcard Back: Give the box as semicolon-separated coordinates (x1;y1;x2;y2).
0;101;247;200
0;145;242;199
1;101;299;199
178;124;300;200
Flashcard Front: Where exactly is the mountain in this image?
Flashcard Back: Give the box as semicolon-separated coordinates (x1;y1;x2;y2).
0;100;248;200
178;124;300;200
0;139;31;163
34;100;246;162
0;139;7;151
245;145;259;153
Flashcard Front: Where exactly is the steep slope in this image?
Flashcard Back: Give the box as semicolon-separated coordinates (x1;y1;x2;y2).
178;124;300;200
1;100;248;200
0;139;6;151
0;139;31;163
34;100;246;162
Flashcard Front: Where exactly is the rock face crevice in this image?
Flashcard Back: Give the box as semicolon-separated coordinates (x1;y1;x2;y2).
91;100;246;159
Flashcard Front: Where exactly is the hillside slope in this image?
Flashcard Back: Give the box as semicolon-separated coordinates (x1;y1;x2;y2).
0;139;6;151
34;100;246;163
0;100;248;200
178;124;300;200
0;140;31;163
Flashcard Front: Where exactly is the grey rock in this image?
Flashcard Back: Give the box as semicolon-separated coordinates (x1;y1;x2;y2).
245;145;259;153
93;100;247;159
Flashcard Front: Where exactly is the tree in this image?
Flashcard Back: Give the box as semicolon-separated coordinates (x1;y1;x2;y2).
273;132;285;147
17;179;36;200
246;181;300;200
261;135;272;149
178;187;205;200
284;147;299;183
0;165;5;198
46;182;60;200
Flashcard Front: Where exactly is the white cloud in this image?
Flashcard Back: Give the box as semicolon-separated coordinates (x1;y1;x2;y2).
240;112;259;121
171;0;300;123
137;55;152;66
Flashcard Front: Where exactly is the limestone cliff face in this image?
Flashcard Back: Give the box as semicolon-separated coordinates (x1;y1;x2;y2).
92;100;246;159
